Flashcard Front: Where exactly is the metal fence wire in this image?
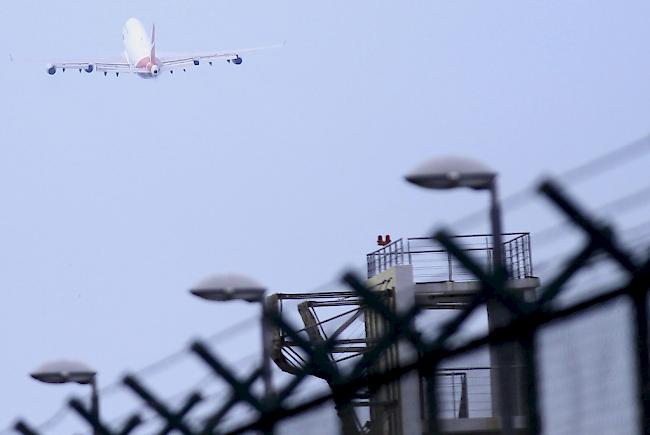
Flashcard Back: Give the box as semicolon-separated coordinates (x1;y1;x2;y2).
12;178;650;435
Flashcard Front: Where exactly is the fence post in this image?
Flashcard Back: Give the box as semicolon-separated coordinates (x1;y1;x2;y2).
632;289;650;435
521;333;541;435
459;374;469;419
424;369;440;435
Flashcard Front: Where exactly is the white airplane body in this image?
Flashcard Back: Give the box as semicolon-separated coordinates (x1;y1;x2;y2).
47;18;277;78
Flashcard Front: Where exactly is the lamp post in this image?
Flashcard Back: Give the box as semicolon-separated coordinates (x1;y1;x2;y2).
189;273;274;405
405;155;517;435
30;360;99;435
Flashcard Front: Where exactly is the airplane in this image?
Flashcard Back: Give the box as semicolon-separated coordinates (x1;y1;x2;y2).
46;17;280;78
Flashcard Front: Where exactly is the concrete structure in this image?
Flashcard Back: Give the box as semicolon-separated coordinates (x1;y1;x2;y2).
366;265;539;434
269;233;539;434
367;234;539;435
366;266;422;435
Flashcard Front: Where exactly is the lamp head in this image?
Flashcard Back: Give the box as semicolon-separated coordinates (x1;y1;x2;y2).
405;156;496;190
190;273;266;303
30;360;96;385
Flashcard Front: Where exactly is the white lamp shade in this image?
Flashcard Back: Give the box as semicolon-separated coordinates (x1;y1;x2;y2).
405;155;496;190
190;273;266;302
30;359;96;384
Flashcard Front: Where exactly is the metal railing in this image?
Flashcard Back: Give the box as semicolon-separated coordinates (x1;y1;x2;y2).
367;233;534;283
419;367;493;420
435;367;492;419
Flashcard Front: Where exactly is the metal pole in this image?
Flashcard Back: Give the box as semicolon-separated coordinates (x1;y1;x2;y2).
489;181;504;275
488;180;517;435
522;334;541;435
489;180;542;434
260;297;275;434
90;376;100;435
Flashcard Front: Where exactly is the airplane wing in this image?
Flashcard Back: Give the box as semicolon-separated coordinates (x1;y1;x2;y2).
45;42;283;75
46;59;148;75
158;43;283;70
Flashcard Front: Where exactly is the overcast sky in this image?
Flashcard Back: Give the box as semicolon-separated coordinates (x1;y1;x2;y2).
1;1;650;433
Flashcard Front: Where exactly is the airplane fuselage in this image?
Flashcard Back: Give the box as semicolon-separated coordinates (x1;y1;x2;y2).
122;18;160;78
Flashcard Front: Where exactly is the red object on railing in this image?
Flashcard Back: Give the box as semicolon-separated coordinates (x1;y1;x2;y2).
377;235;392;246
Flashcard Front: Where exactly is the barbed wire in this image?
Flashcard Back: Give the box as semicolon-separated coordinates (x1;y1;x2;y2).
0;318;260;435
450;133;650;231
1;272;355;435
4;135;650;435
531;182;650;247
100;352;262;435
534;220;650;278
530;183;650;277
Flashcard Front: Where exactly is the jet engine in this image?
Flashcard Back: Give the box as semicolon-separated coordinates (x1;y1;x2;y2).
85;64;94;73
150;64;160;76
193;59;200;66
232;56;243;65
47;65;56;75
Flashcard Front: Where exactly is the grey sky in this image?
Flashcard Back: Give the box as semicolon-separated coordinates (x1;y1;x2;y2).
1;0;650;432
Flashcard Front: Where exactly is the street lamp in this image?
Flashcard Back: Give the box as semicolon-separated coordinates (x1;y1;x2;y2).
30;359;100;434
405;155;517;435
189;273;274;401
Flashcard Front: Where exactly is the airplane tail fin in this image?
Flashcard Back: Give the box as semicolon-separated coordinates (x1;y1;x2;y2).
150;24;156;60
